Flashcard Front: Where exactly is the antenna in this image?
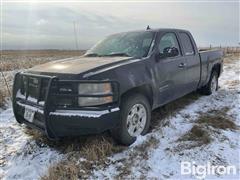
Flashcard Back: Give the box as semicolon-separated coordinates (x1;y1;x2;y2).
73;21;79;50
146;25;151;30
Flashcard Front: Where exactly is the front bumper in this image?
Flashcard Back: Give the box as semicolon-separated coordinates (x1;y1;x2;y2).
15;102;120;138
12;72;120;139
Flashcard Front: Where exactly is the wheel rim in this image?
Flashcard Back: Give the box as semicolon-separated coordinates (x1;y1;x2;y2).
126;103;147;137
211;75;217;93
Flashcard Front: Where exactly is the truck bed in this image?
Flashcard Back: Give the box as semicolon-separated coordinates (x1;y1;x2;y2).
198;49;223;87
198;48;220;52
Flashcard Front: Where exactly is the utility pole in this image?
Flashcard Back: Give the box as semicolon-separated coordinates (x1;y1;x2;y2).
73;21;79;50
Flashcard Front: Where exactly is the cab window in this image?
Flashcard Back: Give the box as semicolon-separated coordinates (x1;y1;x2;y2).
158;33;181;57
179;32;195;55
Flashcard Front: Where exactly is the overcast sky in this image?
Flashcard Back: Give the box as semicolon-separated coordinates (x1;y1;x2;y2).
2;1;239;50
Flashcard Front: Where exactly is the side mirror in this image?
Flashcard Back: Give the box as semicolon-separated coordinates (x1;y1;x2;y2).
155;47;179;61
163;47;179;57
170;47;179;57
155;52;165;61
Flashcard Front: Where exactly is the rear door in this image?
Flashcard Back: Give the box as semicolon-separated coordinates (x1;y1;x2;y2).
178;32;201;92
155;32;187;105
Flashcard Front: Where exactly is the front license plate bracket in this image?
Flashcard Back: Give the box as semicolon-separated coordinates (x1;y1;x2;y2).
24;108;35;122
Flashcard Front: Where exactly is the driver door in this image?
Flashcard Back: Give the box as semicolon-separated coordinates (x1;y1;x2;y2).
155;32;187;105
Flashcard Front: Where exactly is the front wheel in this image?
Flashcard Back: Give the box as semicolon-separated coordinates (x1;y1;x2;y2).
111;94;151;145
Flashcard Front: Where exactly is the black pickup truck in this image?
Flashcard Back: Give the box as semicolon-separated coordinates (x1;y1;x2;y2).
12;28;223;145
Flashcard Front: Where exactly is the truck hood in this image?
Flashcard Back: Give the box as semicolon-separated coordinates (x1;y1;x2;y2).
28;56;132;75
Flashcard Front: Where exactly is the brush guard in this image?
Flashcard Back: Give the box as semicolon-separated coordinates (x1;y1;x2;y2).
12;72;119;139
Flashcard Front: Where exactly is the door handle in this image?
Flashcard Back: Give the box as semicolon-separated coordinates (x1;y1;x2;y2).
178;63;186;68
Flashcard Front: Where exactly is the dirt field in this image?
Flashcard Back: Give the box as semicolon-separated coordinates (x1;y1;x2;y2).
0;50;85;108
0;50;85;71
0;51;239;179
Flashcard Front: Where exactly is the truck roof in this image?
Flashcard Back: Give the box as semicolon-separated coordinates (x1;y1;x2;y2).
145;28;189;32
111;28;190;36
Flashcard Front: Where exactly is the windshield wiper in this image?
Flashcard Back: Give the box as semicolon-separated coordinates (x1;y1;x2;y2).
85;52;132;57
85;53;102;57
105;52;131;57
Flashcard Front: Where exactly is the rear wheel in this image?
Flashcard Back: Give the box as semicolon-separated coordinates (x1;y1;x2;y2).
201;71;219;95
111;94;151;145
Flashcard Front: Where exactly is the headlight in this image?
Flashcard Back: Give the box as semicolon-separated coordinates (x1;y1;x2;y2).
78;83;113;106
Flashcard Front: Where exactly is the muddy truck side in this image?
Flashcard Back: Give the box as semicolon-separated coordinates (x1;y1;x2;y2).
12;28;223;145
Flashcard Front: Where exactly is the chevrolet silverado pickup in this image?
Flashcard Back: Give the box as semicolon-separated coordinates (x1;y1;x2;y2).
12;28;223;145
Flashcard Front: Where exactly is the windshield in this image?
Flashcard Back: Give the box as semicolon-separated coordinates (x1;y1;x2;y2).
85;31;155;58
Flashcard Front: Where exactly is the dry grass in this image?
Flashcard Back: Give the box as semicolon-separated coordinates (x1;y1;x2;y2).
0;59;50;71
176;107;239;151
0;50;86;107
115;136;159;179
0;88;8;107
0;50;85;71
42;161;79;180
197;108;239;131
41;134;159;179
223;53;240;64
80;137;117;161
41;135;125;180
225;80;240;90
178;125;211;146
1;50;85;57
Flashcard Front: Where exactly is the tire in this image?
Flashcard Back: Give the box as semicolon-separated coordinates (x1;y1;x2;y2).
201;70;219;95
111;93;151;145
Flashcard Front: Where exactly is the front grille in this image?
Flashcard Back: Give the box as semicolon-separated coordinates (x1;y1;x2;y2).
28;77;40;100
17;74;51;105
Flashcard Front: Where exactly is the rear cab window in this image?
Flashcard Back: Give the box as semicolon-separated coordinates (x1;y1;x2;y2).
179;32;195;56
